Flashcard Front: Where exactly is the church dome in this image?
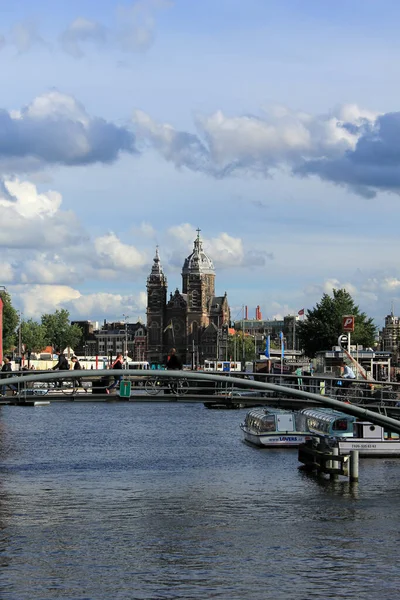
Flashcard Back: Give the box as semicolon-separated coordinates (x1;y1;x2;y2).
182;230;215;276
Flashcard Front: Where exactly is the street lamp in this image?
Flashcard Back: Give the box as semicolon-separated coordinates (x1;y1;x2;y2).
122;314;129;362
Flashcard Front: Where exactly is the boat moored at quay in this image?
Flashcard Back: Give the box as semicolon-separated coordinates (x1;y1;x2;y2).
240;407;311;447
297;408;400;457
330;421;400;457
296;407;356;439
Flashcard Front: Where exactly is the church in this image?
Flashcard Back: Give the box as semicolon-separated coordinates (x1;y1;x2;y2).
146;230;230;366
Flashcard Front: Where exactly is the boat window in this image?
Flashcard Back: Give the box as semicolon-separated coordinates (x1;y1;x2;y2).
260;415;275;432
332;419;349;431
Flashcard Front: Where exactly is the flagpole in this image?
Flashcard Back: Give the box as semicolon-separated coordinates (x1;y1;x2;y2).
171;319;175;347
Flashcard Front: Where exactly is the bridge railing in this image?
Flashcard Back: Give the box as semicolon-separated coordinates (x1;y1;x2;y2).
2;369;400;434
1;368;400;407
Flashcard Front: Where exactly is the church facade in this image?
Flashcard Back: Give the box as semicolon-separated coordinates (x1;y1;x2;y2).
146;230;230;366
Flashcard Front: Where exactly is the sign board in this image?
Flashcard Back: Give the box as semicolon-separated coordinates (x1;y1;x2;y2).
342;315;355;332
119;380;132;398
338;334;348;348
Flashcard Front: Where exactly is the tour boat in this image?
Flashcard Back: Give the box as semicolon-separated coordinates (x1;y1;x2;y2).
240;407;311;447
335;421;400;457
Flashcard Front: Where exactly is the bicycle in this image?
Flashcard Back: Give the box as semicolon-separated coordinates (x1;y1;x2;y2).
145;376;189;396
335;380;364;404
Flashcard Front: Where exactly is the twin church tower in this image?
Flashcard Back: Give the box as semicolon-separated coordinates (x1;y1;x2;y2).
146;229;230;365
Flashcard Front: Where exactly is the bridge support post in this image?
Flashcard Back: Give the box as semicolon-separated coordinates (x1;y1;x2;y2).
330;446;339;481
349;450;359;483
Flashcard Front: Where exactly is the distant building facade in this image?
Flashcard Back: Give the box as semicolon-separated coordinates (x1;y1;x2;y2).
381;312;400;354
72;320;147;360
146;230;230;365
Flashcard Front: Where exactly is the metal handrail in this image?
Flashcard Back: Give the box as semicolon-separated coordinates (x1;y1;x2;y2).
2;369;400;434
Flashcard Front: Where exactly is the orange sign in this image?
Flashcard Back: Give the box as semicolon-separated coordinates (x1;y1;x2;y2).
342;315;355;332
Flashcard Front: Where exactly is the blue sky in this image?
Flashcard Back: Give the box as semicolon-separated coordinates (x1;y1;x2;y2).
1;0;400;327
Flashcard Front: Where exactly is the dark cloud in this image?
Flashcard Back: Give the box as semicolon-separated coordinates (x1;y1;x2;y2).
296;112;400;197
135;105;400;198
0;92;136;171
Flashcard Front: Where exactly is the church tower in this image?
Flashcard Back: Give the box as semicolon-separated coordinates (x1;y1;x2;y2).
182;229;215;343
146;248;167;363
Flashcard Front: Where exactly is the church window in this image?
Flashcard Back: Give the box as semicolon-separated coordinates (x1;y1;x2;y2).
191;290;200;308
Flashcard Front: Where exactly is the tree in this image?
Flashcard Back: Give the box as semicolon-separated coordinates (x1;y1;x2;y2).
296;288;376;358
41;309;82;353
0;290;19;354
228;332;257;363
21;319;49;354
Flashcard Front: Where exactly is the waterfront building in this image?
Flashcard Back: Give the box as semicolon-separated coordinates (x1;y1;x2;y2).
235;314;299;353
146;230;230;366
380;311;400;355
73;320;147;361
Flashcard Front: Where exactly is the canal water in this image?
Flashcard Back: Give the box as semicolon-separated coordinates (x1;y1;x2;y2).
0;402;399;599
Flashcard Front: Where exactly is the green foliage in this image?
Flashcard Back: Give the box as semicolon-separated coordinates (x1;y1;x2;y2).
21;319;49;353
41;309;82;352
0;291;19;353
228;332;256;362
296;288;376;358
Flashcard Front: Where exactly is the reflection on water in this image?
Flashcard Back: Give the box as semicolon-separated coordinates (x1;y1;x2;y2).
1;403;400;599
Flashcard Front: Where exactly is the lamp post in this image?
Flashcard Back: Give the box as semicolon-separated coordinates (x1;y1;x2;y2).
0;286;6;364
17;310;23;365
122;313;129;363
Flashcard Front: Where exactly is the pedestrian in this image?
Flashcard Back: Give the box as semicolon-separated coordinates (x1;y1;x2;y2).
1;357;18;396
52;350;70;388
166;348;183;394
340;362;356;389
71;356;82;387
166;348;182;370
106;353;124;394
294;366;303;391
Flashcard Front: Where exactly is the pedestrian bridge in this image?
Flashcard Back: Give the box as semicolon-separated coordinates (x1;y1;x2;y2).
2;369;400;434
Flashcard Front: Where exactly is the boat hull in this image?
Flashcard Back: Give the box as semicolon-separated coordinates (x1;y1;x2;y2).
337;439;400;457
241;427;310;447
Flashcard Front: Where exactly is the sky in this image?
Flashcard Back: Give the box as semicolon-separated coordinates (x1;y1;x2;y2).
1;0;400;328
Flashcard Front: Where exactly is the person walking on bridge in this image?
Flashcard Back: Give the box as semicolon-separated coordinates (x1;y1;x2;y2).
52;350;70;388
106;353;124;394
166;348;182;371
0;357;18;397
341;362;356;389
71;356;83;388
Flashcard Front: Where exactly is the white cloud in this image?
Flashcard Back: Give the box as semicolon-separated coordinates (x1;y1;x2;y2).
0;261;14;283
132;103;400;197
116;0;171;53
168;223;195;246
15;284;81;317
20;256;80;285
205;233;244;267
12;284;147;321
60;17;107;58
69;290;147;318
0;178;85;249
94;232;147;270
10;21;44;53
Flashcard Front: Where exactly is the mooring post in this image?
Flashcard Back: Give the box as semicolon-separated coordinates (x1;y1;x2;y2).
330;446;339;480
350;450;359;482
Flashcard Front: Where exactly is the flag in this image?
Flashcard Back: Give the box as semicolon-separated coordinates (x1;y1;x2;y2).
298;308;304;316
163;321;173;333
264;335;270;359
279;331;284;359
